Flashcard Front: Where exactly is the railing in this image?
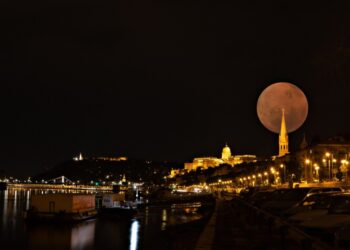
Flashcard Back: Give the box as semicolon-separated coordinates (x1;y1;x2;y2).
234;198;333;250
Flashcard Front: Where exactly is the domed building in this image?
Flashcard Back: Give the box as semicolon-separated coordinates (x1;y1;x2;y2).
221;144;232;160
183;144;257;173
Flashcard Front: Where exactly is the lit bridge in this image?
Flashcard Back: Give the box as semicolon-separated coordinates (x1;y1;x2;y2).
8;183;113;191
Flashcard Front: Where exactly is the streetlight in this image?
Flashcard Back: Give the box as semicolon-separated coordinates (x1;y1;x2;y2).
314;164;320;182
325;152;333;181
341;159;349;182
305;159;313;182
258;173;262;185
270;167;276;184
280;164;286;184
264;171;268;185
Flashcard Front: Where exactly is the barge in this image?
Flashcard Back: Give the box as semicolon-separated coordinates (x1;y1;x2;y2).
26;193;97;222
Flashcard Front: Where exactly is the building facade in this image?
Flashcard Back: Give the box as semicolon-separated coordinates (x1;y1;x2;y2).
184;144;257;172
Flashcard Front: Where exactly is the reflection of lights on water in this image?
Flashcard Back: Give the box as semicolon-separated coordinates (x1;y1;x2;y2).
3;190;8;227
26;190;31;210
161;209;167;231
13;190;17;215
162;209;167;222
71;221;96;250
129;220;140;250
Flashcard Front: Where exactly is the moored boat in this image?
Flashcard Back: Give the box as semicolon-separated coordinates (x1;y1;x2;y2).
96;193;137;218
25;193;97;223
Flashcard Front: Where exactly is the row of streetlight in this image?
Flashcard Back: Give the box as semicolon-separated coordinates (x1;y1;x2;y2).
305;152;349;182
239;167;284;187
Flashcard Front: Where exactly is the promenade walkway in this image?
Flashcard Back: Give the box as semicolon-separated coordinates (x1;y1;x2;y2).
195;197;330;250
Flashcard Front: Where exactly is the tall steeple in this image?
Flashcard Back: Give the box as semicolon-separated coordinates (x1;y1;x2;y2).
300;133;308;149
279;109;289;156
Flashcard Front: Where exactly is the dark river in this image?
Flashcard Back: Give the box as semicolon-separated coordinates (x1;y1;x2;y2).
0;188;211;250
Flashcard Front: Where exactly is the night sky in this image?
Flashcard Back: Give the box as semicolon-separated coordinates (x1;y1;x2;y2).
1;1;350;176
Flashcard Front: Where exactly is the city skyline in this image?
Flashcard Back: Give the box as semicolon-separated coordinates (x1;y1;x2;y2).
1;2;350;176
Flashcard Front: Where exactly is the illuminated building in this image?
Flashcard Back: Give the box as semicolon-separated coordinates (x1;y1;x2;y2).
233;155;257;165
185;157;224;172
169;169;181;178
221;144;231;160
73;153;84;161
293;136;350;182
184;144;257;172
279;109;289;157
95;156;128;161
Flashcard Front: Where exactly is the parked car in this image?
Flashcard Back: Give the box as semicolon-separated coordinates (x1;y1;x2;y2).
239;186;272;200
283;190;342;218
286;192;336;223
307;187;343;195
298;193;350;245
260;188;312;215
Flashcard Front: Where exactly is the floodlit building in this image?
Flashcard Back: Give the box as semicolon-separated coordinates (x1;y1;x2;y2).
221;144;231;160
184;144;257;172
233;155;257;165
185;157;224;172
295;136;350;182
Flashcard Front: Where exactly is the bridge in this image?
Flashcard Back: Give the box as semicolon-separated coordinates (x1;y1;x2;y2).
8;183;113;191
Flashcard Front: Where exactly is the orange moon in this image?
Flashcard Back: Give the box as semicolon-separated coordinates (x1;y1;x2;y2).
257;82;308;134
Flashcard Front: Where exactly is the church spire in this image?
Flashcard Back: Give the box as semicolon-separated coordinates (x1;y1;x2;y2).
300;133;308;149
279;108;289;156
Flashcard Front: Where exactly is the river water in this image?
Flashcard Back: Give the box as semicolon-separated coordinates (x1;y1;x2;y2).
0;188;211;250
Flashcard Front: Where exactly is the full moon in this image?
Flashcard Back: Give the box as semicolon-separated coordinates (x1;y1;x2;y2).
257;82;308;134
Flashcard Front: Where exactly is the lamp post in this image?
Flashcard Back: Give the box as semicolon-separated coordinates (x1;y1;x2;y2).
305;159;312;182
333;158;337;180
325;152;332;181
280;164;286;184
264;172;268;186
341;159;349;182
314;164;320;182
270;167;276;185
258;173;262;185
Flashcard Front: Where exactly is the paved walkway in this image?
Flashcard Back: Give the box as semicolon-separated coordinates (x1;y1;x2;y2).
195;198;300;250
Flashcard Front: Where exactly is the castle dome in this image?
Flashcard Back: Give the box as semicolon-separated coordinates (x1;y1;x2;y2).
221;144;231;160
